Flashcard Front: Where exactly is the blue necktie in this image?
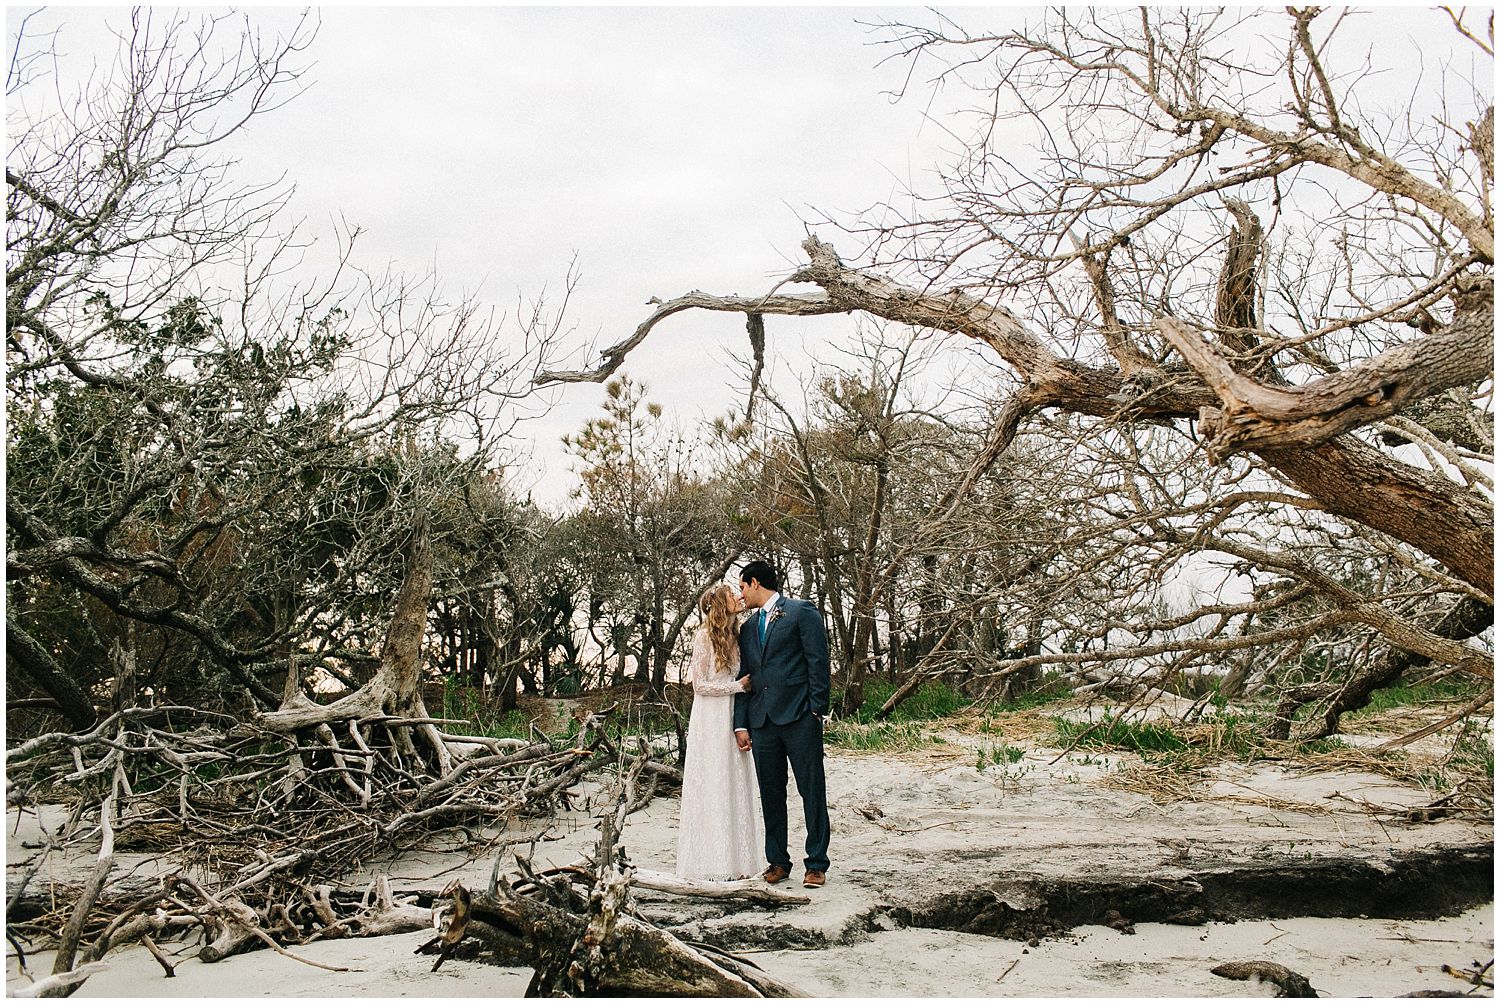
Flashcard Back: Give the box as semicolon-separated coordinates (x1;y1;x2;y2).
758;608;767;643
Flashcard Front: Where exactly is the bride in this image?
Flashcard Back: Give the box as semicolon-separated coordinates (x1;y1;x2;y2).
675;583;764;881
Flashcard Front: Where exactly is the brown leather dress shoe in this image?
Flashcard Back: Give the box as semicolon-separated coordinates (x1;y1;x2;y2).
763;864;791;885
803;870;826;888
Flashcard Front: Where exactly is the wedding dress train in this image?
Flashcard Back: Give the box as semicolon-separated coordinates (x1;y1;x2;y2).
675;628;764;881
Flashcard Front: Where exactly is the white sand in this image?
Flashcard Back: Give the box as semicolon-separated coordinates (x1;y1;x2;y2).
9;907;1491;998
7;734;1493;999
760;908;1495;998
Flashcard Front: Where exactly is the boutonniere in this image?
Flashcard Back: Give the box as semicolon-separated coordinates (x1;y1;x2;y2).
765;606;785;628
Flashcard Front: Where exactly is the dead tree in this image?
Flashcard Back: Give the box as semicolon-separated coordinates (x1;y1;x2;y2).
534;8;1493;729
538;233;1491;593
430;758;807;998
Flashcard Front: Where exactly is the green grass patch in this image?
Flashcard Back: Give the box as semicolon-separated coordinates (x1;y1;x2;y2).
441;682;551;740
1298;735;1348;755
1055;713;1189;755
835;674;1073;726
1053;708;1361;769
840;680;970;724
464;706;537;740
1347;678;1479;718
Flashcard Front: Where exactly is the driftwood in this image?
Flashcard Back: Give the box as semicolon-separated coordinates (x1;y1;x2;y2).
10;962;110;998
458;886;798;997
431;753;808;997
45;791;114;982
1398;954;1495;995
5;515;710;998
631;869;810;906
1441;958;1494;991
334;876;432;939
139;934;175;977
5;695;679;996
6;873;164;924
1210;960;1319;997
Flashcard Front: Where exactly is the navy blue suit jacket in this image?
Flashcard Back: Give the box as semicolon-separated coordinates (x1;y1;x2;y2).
733;597;830;731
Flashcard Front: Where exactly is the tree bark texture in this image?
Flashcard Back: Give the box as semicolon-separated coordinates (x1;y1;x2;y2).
257;513;435;732
7;610;99;730
540;238;1493;595
1260;439;1492;595
1159;296;1493;458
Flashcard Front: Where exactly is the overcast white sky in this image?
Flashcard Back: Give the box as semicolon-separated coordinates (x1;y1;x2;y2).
10;6;1481;515
11;5;1046;508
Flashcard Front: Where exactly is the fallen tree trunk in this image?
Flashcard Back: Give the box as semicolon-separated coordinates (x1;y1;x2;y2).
630;869;810;906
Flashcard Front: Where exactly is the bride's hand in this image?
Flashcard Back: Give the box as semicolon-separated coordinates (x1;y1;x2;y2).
739;675;752;691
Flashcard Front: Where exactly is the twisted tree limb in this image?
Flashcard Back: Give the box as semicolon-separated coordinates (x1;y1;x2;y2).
535;237;1492;593
1159;296;1494;459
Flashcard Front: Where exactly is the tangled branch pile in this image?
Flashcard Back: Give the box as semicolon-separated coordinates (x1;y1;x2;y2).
5;703;682;995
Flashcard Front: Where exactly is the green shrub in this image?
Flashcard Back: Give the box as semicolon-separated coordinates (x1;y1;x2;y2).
975;741;1025;771
1051;709;1349;765
441;681;536;740
1053;713;1189;756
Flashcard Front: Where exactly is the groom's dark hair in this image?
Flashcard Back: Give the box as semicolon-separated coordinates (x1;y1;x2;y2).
739;560;780;592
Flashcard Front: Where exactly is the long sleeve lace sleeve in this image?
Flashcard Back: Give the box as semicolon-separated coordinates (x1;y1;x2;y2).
690;632;745;696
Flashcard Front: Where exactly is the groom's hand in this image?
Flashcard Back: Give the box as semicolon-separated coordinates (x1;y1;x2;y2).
734;729;752;752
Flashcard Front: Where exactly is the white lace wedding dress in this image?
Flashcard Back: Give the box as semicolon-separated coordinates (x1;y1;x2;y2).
675;628;764;881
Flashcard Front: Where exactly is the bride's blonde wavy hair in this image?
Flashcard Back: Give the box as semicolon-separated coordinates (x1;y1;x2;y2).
698;584;740;673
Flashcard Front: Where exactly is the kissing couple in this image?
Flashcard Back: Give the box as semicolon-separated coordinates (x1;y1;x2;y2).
674;561;832;889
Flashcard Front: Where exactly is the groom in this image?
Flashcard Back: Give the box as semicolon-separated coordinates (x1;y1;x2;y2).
733;560;831;889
